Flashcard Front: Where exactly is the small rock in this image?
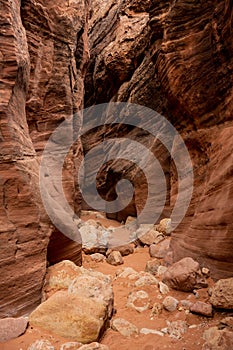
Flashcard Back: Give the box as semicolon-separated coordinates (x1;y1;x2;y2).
125;216;137;225
149;239;171;259
181;300;192;309
106;251;124;266
107;244;134;257
163;257;208;292
163;296;179;312
135;273;159;287
116;267;138;279
60;343;83;350
150;302;163;317
112;318;138;337
79;343;109;350
202;267;210;276
202;326;233;350
159;281;170;295
90;253;106;262
156;218;172;236
157;265;168;277
137;228;163;246
28;340;54;350
145;259;160;275
218;317;233;330
166;320;188;339
0;317;28;342
140;328;164;336
210;278;233;309
127;290;150;313
190;301;213;317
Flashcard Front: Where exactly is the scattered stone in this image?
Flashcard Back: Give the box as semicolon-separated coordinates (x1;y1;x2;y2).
202;326;233;350
60;343;83;350
149;239;171;259
125;216;137;225
163;296;179;312
157;265;168;277
145;259;160;275
140;328;164;336
156;218;172;236
150;302;163;317
159;281;170;295
106;251;124;266
107;244;134;257
163;257;208;292
127;290;150;313
116;267;138;279
80;224;109;254
90;253;106;262
134;273;159;287
166;320;188;339
218;317;233;330
181;300;192;309
111;318;138;337
0;317;28;342
202;267;210;276
190;301;213;317
79;343;109;350
210;278;233;309
137;228;163;246
28;340;54;350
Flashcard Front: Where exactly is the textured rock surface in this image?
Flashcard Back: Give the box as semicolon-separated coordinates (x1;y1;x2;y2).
0;0;88;316
202;326;233;350
83;0;233;279
210;278;233;309
163;257;207;292
111;318;138;337
29;290;109;343
0;317;28;342
0;0;50;318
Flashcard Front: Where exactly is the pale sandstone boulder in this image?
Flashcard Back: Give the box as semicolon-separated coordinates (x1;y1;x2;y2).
210;278;233;309
163;257;208;292
29;291;108;343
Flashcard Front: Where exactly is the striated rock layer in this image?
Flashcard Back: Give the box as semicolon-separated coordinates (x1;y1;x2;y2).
84;0;233;279
0;0;89;317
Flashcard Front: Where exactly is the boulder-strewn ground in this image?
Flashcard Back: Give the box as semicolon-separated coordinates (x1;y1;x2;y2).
0;0;232;323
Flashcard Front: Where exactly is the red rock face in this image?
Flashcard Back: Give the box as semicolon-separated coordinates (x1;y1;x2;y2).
0;0;88;317
84;0;233;279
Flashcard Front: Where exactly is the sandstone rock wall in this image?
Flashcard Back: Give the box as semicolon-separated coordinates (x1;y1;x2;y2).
0;0;88;317
84;0;233;279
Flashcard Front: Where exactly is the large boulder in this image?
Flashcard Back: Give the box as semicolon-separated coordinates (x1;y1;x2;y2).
210;278;233;309
31;260;113;343
163;257;208;292
30;291;108;343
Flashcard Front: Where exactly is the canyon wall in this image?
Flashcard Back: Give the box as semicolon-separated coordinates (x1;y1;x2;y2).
0;0;232;319
0;0;88;317
84;0;233;279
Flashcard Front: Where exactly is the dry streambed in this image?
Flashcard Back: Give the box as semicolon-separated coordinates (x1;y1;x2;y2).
1;213;233;350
